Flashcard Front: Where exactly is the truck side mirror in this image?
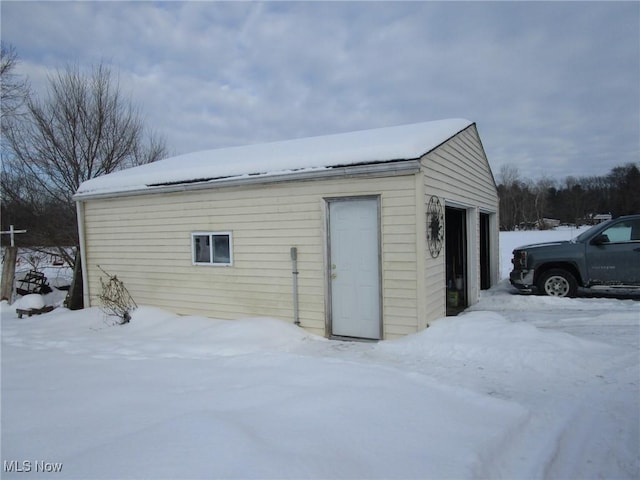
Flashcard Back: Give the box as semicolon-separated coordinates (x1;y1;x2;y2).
592;234;610;245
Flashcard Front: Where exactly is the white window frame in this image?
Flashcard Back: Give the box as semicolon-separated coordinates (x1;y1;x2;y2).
191;231;233;266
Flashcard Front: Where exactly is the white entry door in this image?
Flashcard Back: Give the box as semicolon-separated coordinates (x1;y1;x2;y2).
328;197;381;339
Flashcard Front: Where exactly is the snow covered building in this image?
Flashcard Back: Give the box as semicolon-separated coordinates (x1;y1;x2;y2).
74;119;499;340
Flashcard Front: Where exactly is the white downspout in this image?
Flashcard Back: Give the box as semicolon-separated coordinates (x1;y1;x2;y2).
75;200;90;308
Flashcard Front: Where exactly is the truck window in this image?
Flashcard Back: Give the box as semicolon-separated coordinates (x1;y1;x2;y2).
600;220;640;243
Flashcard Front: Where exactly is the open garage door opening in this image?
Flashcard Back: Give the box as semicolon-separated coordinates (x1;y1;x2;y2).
446;207;467;316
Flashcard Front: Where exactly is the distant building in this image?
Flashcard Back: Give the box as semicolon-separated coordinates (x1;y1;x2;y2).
592;213;613;224
537;218;561;229
578;213;613;226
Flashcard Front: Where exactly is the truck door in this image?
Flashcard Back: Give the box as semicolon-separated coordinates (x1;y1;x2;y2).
585;218;640;285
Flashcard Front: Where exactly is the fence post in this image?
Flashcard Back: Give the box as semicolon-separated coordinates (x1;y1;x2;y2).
1;246;18;302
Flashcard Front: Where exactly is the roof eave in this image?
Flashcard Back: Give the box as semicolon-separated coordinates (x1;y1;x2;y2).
73;159;422;202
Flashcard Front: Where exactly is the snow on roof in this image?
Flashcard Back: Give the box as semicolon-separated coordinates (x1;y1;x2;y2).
76;118;472;198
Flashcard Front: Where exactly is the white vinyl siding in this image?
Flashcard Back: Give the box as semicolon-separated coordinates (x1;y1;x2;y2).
82;174;418;339
420;124;499;323
422;125;497;208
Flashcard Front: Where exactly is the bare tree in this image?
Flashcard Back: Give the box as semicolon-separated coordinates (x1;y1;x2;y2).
533;176;556;227
497;164;523;230
4;62;167;205
497;162;639;228
0;42;30;124
2;62;167;252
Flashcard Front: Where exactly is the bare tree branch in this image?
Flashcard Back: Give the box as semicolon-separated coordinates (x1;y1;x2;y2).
1;59;168;255
0;43;30;123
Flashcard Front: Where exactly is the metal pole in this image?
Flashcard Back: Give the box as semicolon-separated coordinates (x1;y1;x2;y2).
290;247;300;326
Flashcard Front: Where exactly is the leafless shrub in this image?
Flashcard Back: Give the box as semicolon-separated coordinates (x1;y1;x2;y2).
97;266;136;324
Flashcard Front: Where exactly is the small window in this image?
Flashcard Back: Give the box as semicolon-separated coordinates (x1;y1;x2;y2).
192;232;233;266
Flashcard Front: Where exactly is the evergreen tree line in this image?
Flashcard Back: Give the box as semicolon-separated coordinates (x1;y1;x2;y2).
497;163;640;231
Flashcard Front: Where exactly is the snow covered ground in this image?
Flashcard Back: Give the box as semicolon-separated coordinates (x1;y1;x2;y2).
1;228;638;479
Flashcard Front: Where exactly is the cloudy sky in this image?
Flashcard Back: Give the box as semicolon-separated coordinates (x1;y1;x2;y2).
2;1;638;182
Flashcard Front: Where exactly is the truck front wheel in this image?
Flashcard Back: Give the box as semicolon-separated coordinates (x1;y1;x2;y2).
537;269;578;297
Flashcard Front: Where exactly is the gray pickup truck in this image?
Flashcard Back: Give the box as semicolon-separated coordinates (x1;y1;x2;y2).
510;214;640;297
